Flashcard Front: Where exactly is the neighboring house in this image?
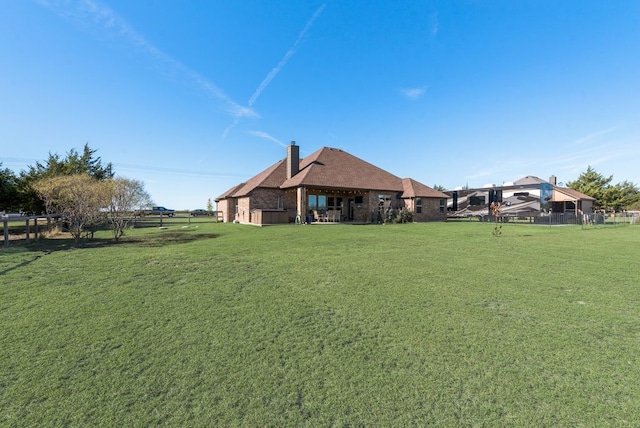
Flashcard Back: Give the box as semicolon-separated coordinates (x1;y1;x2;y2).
216;143;448;225
445;175;595;220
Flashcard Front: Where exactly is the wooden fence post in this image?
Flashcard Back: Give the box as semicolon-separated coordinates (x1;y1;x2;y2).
3;219;8;249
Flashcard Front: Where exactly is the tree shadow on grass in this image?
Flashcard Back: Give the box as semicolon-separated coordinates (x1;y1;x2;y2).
0;231;219;275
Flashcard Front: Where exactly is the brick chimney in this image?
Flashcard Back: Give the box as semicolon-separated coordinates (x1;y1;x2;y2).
549;175;557;186
287;141;299;179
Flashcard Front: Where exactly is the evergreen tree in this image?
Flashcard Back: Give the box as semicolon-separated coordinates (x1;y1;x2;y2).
606;180;640;211
567;166;639;211
0;163;21;212
19;144;114;214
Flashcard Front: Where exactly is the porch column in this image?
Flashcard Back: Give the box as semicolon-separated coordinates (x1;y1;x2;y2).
296;187;306;221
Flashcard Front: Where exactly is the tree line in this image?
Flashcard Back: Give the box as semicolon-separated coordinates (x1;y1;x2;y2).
1;144;152;243
2;145;640;242
567;166;640;212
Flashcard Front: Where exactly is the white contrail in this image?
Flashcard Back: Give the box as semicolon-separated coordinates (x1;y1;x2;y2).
37;0;256;119
248;4;326;107
248;131;288;148
573;125;618;146
223;4;326;138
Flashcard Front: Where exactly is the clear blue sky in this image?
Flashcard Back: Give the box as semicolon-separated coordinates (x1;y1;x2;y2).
2;1;639;209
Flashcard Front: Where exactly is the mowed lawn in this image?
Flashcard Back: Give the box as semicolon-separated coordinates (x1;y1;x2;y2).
1;221;639;426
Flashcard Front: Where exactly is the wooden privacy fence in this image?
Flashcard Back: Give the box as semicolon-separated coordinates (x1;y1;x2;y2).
2;215;59;249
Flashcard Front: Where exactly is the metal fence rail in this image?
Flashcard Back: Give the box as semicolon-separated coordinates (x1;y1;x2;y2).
532;212;639;226
449;211;639;226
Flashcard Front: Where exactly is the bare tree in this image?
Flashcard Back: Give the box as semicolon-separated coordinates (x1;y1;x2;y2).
33;174;110;244
105;177;152;240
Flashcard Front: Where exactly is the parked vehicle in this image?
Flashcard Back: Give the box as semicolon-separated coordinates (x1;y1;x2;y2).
151;206;175;216
135;206;175;217
189;209;209;216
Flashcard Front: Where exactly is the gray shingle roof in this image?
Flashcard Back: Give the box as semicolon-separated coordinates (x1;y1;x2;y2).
514;175;547;185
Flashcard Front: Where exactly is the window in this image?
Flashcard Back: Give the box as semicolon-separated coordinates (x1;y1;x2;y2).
416;198;423;214
308;194;327;212
469;196;485;206
439;199;445;213
326;197;343;211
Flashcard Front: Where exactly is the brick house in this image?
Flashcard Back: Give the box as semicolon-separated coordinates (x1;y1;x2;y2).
216;143;448;225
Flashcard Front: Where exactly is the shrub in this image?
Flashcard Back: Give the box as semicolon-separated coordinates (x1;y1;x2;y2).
383;207;413;224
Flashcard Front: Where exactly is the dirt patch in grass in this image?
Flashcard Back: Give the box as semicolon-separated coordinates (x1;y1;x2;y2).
130;232;219;247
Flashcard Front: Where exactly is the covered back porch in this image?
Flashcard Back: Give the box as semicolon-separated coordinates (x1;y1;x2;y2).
292;187;400;224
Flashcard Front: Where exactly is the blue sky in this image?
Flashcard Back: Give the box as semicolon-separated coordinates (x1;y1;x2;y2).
2;0;640;209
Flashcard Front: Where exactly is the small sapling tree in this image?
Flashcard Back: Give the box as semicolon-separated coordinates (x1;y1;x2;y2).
206;198;214;216
105;177;152;240
490;201;502;236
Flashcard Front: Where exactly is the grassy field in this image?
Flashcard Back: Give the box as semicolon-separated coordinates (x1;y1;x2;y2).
1;221;639;426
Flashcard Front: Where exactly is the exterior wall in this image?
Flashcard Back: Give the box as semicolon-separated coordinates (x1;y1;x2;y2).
250;188;282;210
230;188;298;224
222;188;447;224
216;199;236;223
411;197;447;221
350;191;383;222
236;197;251;223
348;191;407;222
249;188;296;223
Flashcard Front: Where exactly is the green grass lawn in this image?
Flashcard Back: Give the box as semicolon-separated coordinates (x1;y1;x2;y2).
1;221;639;426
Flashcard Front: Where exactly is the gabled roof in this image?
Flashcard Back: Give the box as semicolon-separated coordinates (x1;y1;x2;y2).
221;159;288;199
214;182;246;202
216;146;443;199
281;147;403;191
401;178;449;198
514;175;548;185
553;186;595;201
